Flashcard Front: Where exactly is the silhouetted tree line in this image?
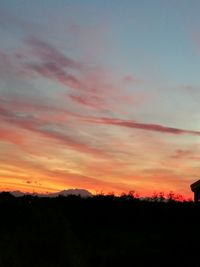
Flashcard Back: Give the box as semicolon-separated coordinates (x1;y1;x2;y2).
0;192;199;267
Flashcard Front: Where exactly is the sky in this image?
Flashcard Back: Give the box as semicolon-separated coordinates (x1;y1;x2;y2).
1;0;200;198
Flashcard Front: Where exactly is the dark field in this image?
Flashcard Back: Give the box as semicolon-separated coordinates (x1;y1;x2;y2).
0;193;199;267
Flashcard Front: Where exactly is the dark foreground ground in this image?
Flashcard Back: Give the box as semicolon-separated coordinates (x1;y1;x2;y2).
0;193;199;267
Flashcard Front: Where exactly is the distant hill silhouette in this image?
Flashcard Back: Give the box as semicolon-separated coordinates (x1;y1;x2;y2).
45;189;93;198
3;188;93;198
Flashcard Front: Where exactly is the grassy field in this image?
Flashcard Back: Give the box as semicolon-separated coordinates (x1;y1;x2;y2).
0;193;199;267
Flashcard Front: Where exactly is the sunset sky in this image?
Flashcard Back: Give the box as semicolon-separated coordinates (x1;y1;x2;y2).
1;0;200;198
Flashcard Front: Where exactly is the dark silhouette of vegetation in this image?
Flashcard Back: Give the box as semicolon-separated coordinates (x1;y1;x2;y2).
0;192;199;267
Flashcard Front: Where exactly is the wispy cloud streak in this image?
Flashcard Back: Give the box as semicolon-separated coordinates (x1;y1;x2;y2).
0;105;107;158
84;117;200;136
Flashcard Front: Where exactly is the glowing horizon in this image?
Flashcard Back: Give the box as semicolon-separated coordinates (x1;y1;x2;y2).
1;0;200;199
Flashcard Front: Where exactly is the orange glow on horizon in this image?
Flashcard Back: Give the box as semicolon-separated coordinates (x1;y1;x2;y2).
0;24;199;199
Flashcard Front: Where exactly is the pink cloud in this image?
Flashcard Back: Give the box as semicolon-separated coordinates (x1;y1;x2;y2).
23;38;142;112
24;39;114;109
0;127;24;145
0;96;75;125
83;116;200;136
27;37;83;70
0;104;108;159
25;37;85;91
68;94;106;109
35;129;107;158
27;61;81;89
0;37;143;115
